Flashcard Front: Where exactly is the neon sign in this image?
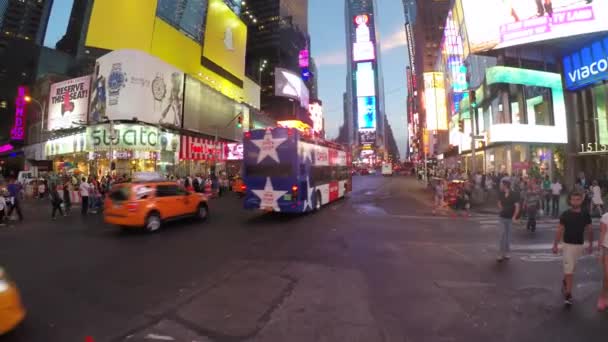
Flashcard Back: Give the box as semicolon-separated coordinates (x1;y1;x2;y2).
0;144;14;153
10;86;27;141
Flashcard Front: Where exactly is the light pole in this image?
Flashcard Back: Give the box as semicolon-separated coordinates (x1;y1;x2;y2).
24;95;46;138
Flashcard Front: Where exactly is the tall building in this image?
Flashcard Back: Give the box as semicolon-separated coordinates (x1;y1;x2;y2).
345;0;387;164
404;0;450;161
0;0;54;143
242;0;310;125
55;0;92;56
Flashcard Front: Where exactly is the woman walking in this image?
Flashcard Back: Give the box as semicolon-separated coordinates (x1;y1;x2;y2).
590;180;604;216
598;212;608;311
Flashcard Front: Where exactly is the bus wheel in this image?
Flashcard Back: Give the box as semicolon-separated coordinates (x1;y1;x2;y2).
314;191;322;211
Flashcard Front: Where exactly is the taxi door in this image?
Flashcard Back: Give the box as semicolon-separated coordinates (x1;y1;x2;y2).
155;184;182;219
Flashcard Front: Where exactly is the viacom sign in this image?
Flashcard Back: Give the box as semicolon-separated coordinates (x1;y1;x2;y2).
563;36;608;91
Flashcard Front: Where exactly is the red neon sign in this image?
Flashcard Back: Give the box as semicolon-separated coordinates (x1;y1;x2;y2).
10;86;27;141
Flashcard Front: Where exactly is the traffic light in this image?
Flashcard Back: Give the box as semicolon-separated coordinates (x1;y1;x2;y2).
237;115;243;128
458;120;464;132
469;90;477;109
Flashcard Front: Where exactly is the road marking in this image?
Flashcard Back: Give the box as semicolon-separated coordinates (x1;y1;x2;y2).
145;334;175;341
435;280;496;289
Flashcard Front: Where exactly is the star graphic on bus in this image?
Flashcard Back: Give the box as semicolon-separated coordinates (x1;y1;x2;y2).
303;176;314;212
251;177;288;212
251;129;287;163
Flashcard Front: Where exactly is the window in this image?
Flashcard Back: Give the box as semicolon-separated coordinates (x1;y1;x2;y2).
594;84;608;145
524;85;554;126
509;84;525;124
109;186;130;202
246;164;294;178
156;0;207;43
156;185;179;197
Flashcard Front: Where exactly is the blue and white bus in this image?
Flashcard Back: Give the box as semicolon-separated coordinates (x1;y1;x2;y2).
243;127;351;213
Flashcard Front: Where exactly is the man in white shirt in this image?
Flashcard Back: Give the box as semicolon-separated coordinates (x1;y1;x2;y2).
551;179;563;217
80;178;90;215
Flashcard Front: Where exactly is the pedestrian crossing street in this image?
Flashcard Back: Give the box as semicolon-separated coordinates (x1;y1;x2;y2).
472;214;602;232
470;214;603;263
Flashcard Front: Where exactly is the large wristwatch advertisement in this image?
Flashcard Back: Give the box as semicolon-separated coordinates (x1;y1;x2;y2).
108;63;127;106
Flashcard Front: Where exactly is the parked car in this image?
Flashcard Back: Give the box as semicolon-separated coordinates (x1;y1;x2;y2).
104;178;209;233
0;267;26;335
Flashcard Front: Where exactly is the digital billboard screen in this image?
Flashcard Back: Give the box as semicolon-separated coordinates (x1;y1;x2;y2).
563;36;608;90
423;72;448;131
356;62;376;97
274;68;309;109
462;0;608;53
352;14;376;62
226;143;244;160
357;96;376;130
359;129;376;144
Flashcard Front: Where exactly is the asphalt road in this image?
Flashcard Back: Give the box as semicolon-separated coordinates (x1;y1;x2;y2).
1;175;606;342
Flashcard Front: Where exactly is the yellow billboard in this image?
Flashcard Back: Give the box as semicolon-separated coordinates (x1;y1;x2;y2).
202;0;247;86
85;0;156;52
423;72;448;131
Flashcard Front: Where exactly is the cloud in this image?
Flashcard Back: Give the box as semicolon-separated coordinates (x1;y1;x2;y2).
315;27;406;67
380;28;407;52
315;50;347;66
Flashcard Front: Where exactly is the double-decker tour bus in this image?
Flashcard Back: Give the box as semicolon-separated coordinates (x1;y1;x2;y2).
243;127;351;213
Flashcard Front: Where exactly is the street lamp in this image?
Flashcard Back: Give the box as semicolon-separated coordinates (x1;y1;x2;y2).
24;95;46;135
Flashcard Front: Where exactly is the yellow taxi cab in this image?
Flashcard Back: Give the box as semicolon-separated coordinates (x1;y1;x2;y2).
0;267;26;335
104;175;209;233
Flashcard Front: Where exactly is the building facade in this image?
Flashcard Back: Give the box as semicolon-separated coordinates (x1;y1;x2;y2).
344;0;387;165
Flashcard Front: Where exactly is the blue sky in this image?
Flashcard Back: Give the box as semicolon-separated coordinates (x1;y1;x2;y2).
44;0;408;157
43;0;73;48
309;0;408;157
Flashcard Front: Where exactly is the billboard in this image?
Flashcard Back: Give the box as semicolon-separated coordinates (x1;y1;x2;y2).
356;62;376;97
309;102;324;133
462;0;608;53
202;0;247;85
86;124;180;152
423;72;448;131
89;49;184;126
48;76;91;130
359;129;376;144
357;96;376;130
226;143;244;160
563;36;608;90
299;49;309;68
353;14;376;62
274;67;309;109
10;86;27;141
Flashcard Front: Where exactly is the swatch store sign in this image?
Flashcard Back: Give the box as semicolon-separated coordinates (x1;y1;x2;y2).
86;124;179;152
563;36;608;91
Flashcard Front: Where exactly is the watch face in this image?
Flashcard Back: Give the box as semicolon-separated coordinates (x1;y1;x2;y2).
152;77;166;100
109;72;125;91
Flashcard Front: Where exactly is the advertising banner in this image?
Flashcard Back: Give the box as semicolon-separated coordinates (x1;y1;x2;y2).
86;124;180;152
424;72;448;131
356;62;376;97
353;14;376;62
357;96;377;130
359;129;376;144
274;67;310;109
48;76;91;130
45;132;87;157
226;143;244;160
201;0;247;85
563;35;608;90
89;49;184;127
462;0;608;53
179;135;227;161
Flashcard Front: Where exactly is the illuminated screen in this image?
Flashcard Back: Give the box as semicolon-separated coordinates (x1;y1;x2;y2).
423;72;448;131
353;42;375;62
226;143;244;160
274;68;309;109
357;96;376;130
461;0;608;53
563;36;608;91
359;129;376;144
356;62;376;97
299;49;309;68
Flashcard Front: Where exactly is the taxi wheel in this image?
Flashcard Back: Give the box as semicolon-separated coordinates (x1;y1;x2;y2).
144;212;162;233
197;203;209;221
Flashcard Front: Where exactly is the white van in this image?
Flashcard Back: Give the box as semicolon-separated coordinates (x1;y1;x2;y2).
381;163;393;176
